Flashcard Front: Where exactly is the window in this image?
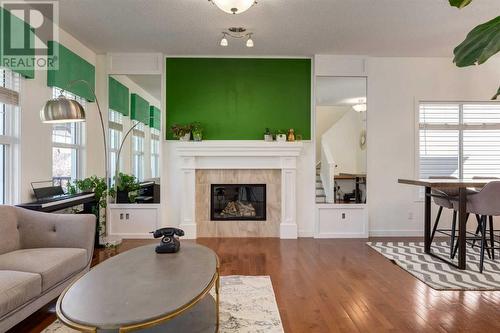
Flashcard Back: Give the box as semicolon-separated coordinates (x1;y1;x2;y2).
151;128;160;178
419;102;500;179
109;109;123;184
0;68;20;204
52;89;85;189
132;123;145;181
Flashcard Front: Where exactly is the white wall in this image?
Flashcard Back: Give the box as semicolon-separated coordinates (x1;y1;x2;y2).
315;105;349;163
110;75;160;180
18;28;102;203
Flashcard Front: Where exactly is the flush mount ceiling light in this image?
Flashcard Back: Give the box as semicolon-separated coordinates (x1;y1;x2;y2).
219;27;255;48
209;0;257;14
352;103;367;112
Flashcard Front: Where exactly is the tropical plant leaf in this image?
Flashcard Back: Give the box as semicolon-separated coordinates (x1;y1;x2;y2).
493;86;500;100
449;0;473;9
453;16;500;67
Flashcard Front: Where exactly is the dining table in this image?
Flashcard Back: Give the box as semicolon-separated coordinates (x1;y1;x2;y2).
398;178;498;270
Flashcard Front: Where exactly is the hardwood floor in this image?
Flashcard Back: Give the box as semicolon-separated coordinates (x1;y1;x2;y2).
8;238;500;333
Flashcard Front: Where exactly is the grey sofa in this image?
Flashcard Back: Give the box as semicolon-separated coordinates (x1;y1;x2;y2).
0;206;95;332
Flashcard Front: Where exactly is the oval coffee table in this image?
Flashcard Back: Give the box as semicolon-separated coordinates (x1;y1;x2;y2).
56;243;220;332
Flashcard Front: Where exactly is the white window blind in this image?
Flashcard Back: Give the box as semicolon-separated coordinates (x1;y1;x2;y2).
419;102;500;179
0;69;20;106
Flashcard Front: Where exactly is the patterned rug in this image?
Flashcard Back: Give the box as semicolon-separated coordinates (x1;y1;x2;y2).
43;276;284;333
367;242;500;290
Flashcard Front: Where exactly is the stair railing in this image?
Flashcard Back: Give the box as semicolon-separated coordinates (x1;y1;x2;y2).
320;141;336;203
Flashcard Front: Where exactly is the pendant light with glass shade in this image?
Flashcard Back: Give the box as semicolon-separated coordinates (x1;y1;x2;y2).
209;0;257;14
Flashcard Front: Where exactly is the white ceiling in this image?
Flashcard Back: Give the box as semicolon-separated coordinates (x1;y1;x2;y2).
316;77;366;106
126;75;162;101
52;0;499;57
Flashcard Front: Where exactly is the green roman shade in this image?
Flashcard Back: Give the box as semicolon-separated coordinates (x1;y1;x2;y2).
0;7;35;78
47;41;95;101
150;106;161;130
131;93;150;125
109;77;129;116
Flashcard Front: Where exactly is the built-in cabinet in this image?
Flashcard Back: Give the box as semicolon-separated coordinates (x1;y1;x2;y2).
315;204;368;238
108;204;160;238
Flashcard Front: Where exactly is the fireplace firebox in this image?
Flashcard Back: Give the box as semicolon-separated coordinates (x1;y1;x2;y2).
210;184;266;221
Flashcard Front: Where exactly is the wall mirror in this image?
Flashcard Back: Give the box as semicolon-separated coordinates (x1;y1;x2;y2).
315;76;367;204
108;74;162;203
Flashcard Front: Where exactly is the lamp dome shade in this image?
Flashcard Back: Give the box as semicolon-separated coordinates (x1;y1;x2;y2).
211;0;255;14
40;95;86;123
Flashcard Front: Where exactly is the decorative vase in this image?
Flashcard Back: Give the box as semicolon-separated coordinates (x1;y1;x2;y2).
276;134;287;142
287;129;295;142
193;132;203;141
264;134;273;142
179;133;191;141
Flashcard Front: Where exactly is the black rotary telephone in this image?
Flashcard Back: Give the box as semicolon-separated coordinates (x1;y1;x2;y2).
151;227;185;253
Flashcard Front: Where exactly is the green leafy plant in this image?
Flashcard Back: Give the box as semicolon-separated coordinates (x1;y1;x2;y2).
170;124;192;139
449;0;500;99
276;129;287;135
68;176;112;237
115;172;141;202
191;122;203;141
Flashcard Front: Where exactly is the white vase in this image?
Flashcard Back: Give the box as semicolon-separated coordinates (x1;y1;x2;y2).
264;134;273;142
179;133;191;141
276;134;287;142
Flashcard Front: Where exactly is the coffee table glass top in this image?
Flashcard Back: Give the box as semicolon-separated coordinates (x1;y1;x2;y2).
59;243;218;330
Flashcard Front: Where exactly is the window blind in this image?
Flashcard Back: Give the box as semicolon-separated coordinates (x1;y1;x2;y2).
0;68;20;105
109;77;129;116
130;93;150;125
419;102;500;179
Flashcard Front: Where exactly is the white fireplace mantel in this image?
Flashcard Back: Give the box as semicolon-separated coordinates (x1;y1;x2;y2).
175;141;303;239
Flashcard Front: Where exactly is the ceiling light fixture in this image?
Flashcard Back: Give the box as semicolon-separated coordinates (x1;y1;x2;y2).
219;27;255;48
209;0;257;14
352;103;367;112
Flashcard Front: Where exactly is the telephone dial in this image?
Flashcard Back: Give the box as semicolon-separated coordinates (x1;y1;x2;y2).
151;227;185;253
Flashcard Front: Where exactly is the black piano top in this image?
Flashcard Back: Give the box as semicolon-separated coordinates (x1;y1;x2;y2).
17;192;96;213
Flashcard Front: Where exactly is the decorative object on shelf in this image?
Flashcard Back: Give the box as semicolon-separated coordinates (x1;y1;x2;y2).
151;227;185;253
220;27;255;48
68;176;112;243
191;122;204;141
276;129;287;142
295;133;303;141
264;128;273;142
287;128;295;142
209;0;257;14
171;123;192;141
114;172;141;203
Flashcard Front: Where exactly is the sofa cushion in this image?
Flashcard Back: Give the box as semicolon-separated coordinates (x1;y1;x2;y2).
0;248;87;291
0;270;41;318
0;206;20;255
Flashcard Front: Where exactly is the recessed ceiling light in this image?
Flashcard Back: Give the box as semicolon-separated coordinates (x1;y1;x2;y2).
209;0;257;14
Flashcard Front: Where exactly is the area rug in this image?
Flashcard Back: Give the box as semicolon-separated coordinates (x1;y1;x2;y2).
367;241;500;291
43;275;284;333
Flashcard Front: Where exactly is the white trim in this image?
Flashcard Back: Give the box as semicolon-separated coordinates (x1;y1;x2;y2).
369;229;424;237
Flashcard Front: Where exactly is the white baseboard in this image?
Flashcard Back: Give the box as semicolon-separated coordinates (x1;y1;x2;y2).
298;229;314;238
280;224;298;239
315;232;368;239
369;229;423;237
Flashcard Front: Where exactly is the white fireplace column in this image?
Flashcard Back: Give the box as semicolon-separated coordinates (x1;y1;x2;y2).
176;141;303;239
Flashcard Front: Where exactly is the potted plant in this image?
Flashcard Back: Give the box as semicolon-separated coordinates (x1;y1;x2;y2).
276;129;287;142
264;128;273;142
171;124;192;141
114;172;141;203
191;122;203;141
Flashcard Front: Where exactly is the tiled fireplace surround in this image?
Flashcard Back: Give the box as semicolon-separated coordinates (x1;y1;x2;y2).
176;141;303;239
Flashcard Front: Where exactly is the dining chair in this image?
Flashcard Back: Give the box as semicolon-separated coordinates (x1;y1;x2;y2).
454;181;500;273
429;176;459;257
470;176;499;250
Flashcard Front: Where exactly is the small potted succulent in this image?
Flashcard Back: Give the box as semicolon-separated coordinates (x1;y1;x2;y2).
191;122;203;141
276;129;287;142
264;128;273;142
171;124;192;141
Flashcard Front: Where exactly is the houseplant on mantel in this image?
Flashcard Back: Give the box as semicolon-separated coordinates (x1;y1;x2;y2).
191;122;204;141
171;124;192;141
276;129;287;142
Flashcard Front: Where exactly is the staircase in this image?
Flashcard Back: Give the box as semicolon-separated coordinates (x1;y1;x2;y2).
315;166;327;204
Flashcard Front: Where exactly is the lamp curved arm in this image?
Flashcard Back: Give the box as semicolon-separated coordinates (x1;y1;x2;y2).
62;79;108;186
113;120;140;203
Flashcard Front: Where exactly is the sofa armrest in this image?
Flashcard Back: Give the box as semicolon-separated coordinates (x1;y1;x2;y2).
15;207;96;263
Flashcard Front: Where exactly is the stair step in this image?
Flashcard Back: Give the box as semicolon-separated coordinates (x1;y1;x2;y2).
316;189;325;196
316;197;326;204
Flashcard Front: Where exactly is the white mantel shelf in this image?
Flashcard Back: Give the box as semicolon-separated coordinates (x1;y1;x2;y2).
175;140;304;240
175;140;303;157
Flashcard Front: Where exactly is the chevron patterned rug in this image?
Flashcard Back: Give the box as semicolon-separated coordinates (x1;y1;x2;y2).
367;241;500;290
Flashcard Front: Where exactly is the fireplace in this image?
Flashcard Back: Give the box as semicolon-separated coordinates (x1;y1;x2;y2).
210;184;266;221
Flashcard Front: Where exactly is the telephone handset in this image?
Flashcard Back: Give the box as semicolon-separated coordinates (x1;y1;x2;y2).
151;227;185;253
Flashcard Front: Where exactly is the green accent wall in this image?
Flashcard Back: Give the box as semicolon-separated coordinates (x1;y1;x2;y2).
131;93;150;125
0;7;35;78
109;77;129;116
47;41;95;101
150;106;161;130
166;58;311;140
